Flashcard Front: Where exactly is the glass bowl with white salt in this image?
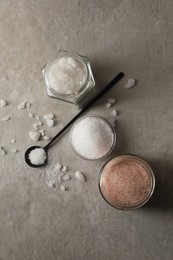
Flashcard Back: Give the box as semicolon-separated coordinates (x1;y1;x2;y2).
42;50;95;107
69;115;116;161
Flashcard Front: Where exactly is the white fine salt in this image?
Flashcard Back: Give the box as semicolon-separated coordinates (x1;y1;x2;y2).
75;171;86;182
48;57;87;95
125;79;136;89
0;99;7;108
28;148;46;165
70;116;115;160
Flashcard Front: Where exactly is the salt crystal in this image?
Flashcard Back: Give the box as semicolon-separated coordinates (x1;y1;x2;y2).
0;99;7;108
46;119;54;127
39;129;45;137
106;103;112;108
60;185;66;191
26;102;31;108
62;165;68;173
75;171;86;182
125;79;136;89
112;109;118;117
29;131;40;141
2;116;10;121
70;116;114;160
0;147;6;155
36;116;40;120
108;98;116;104
43;114;54;120
28;148;46;165
54;162;62;171
62;174;71;181
48;181;55;188
43;135;51;141
12;149;18;153
28;113;34;118
18;101;26;109
10;139;16;143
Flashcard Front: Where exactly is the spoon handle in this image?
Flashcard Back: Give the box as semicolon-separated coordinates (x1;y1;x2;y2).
44;72;124;150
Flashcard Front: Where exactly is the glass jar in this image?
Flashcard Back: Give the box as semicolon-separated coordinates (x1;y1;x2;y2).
69;115;116;160
42;50;95;108
99;154;155;210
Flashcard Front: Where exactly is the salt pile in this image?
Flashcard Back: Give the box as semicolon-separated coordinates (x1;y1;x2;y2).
28;148;47;165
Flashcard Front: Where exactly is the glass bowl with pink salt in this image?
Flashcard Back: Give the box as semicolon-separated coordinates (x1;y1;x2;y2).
69;115;116;160
99;154;155;210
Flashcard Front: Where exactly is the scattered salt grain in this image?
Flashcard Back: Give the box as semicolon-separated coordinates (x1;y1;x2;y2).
60;185;66;191
26;102;31;108
62;174;71;181
36;116;40;120
39;129;45;137
75;171;86;182
12;149;18;153
0;147;6;155
43;135;51;141
28;148;46;165
62;165;68;173
106;103;112;108
44;114;54;120
28;113;34;118
112;109;118;117
48;181;55;188
29;131;40;141
70;116;114;160
125;79;136;89
18;101;26;109
10;139;16;143
46;119;54;127
0;99;7;108
2;116;10;121
54;162;62;171
108;98;116;104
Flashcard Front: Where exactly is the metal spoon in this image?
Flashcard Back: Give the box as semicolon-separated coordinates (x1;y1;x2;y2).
25;72;124;168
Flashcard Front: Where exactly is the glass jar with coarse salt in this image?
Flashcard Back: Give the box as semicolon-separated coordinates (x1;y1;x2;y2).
42;50;95;108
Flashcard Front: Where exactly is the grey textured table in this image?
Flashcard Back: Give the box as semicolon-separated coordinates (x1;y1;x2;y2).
0;1;173;259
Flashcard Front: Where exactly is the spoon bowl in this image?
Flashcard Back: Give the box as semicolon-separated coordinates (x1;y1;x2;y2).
25;146;48;168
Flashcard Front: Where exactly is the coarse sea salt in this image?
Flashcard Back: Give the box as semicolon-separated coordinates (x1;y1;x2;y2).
18;101;26;109
29;131;40;141
0;147;6;155
28;113;34;118
10;139;16;143
0;99;7;108
75;171;86;182
46;119;54;127
70;116;115;160
48;57;87;95
44;114;54;120
106;103;112;108
125;79;136;89
112;109;118;117
28;148;46;165
2;116;10;121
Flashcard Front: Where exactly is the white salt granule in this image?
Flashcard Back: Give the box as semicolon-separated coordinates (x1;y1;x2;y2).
62;165;68;173
0;147;6;155
29;131;40;141
112;109;118;117
48;57;87;95
28;113;34;118
26;102;31;108
12;149;18;153
44;114;54;120
108;98;116;104
39;129;45;137
54;162;62;171
18;101;26;109
62;174;71;181
75;171;86;182
125;79;136;89
43;135;51;141
60;185;66;191
2;116;10;121
10;139;16;143
0;99;7;108
70;116;115;160
106;103;112;108
28;148;46;165
36;116;40;120
46;119;54;127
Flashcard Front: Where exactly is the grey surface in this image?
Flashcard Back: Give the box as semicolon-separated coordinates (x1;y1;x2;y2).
0;0;173;259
